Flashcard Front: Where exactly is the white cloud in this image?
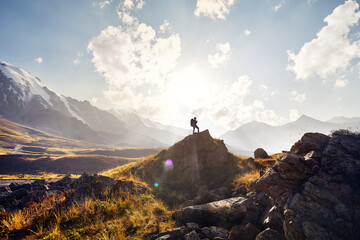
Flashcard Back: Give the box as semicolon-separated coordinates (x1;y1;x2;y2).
88;7;181;119
290;90;306;102
273;1;285;12
73;59;80;64
208;42;231;68
159;20;171;33
34;57;43;63
334;79;348;88
91;97;98;104
287;0;360;80
255;109;285;126
253;100;264;109
99;0;111;8
244;29;251;36
123;0;134;10
194;0;235;20
289;109;300;121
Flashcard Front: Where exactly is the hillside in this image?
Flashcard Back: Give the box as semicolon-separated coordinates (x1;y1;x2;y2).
0;118;161;174
103;130;263;203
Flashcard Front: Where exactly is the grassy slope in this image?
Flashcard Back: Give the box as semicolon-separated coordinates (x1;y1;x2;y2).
0;118;163;174
0;182;175;239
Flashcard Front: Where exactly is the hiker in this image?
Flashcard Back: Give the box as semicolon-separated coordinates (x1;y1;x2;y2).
190;117;199;134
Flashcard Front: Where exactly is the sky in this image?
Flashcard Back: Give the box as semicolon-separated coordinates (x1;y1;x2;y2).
1;0;360;136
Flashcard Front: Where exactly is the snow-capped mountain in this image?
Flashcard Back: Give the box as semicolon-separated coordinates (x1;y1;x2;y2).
0;60;186;146
221;114;360;155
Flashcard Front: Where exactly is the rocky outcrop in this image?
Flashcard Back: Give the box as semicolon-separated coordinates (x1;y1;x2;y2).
0;173;149;212
127;130;241;196
151;131;360;240
254;148;271;159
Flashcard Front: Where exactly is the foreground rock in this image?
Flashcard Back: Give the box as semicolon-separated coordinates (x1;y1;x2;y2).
0;173;149;212
151;131;360;240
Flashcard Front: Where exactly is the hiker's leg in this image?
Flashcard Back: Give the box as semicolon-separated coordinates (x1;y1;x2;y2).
196;126;199;133
193;126;195;134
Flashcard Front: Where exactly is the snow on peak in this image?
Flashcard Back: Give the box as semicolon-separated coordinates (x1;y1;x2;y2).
0;60;52;105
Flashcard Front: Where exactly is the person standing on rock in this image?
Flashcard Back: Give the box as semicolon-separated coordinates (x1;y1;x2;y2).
190;117;199;134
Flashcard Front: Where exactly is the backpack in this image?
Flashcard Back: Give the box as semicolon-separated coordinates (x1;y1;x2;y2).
190;118;194;127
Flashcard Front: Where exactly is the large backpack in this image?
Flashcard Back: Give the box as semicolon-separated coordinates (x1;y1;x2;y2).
190;118;194;127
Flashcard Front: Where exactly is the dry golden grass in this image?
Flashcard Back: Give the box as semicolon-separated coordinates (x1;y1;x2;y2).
0;172;80;180
0;186;175;239
233;170;261;191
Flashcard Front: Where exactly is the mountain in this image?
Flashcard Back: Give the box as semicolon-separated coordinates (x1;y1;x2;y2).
0;60;186;147
221;114;360;155
109;109;188;144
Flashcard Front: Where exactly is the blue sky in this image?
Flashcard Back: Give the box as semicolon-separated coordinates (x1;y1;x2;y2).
1;0;360;135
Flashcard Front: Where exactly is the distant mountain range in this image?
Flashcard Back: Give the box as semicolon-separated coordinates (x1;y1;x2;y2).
1;60;359;153
221;114;360;155
0;60;187;147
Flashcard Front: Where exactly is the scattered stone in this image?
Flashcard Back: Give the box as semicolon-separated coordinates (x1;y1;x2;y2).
254;148;271;159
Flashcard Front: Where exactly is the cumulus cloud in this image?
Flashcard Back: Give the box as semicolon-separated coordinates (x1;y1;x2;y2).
88;3;181;118
287;0;360;80
194;0;235;20
290;90;306;102
244;29;251;36
289;109;300;121
208;42;231;68
252;100;264;109
255;109;285;126
334;79;348;88
73;59;80;64
34;57;43;63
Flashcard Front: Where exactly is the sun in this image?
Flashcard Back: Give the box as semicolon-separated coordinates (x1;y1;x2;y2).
168;65;213;104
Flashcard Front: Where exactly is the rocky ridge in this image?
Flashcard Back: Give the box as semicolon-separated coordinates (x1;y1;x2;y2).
150;131;360;240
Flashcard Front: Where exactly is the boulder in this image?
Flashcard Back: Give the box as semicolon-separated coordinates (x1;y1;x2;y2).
201;226;229;240
254;148;270;159
184;230;200;240
290;132;329;155
255;228;286;240
173;197;243;229
228;223;261;240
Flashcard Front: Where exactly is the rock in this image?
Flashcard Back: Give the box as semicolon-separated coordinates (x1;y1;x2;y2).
149;227;185;240
259;205;284;233
290;132;329;155
255;228;286;240
111;179;149;195
229;197;261;225
184;230;200;240
201;226;229;240
194;185;222;205
233;184;247;197
228;223;261;240
173;197;243;229
254;148;270;159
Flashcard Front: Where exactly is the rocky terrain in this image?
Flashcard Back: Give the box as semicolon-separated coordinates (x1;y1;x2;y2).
149;130;360;240
0;173;149;213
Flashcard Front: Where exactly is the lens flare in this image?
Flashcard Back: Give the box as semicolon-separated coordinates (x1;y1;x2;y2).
154;182;159;187
165;159;173;166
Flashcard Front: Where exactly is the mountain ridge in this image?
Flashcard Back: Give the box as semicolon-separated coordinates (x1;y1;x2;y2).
0;60;186;147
